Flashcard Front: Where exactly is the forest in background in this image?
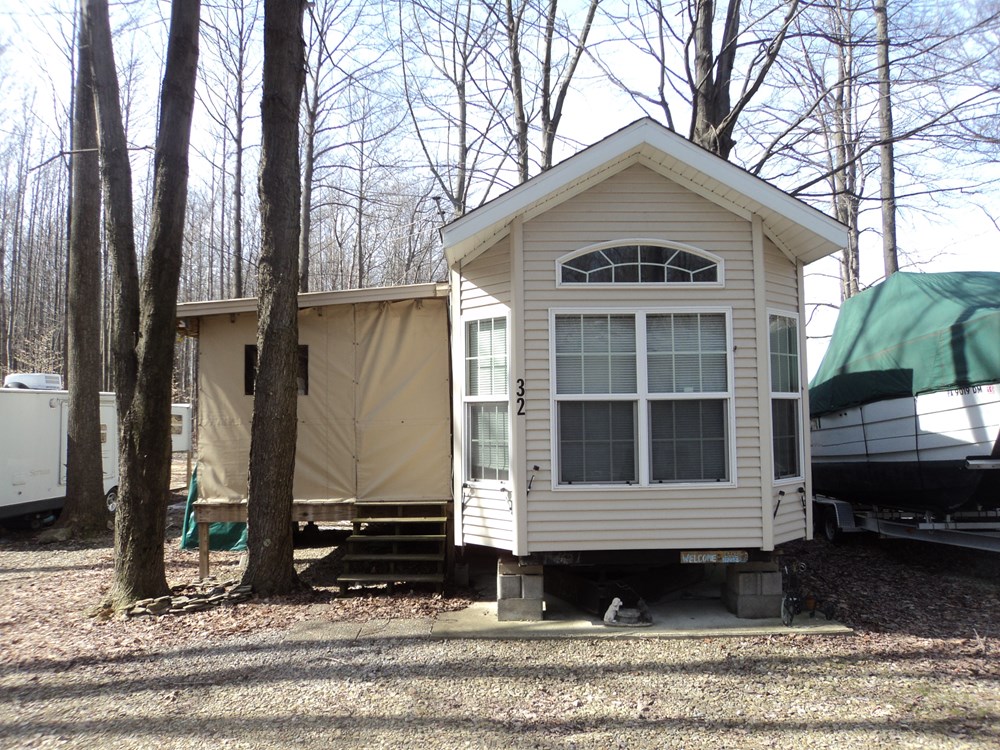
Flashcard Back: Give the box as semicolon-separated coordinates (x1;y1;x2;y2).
3;0;1000;403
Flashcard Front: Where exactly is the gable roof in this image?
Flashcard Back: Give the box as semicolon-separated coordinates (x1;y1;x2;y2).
443;118;846;266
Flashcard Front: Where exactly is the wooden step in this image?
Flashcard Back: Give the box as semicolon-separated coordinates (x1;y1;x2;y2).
354;516;447;524
342;553;444;562
337;572;445;584
347;534;446;543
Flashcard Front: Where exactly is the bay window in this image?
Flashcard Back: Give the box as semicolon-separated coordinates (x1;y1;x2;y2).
554;310;731;486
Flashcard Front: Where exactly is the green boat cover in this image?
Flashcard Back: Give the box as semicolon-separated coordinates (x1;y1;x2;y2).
809;271;1000;416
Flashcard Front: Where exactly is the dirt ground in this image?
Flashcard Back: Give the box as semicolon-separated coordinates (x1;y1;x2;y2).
1;498;998;749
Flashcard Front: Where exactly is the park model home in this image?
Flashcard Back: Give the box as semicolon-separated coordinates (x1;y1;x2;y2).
178;119;846;615
448;118;845;564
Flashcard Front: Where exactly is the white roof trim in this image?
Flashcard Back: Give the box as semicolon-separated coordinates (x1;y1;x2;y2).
443;119;846;266
176;282;449;318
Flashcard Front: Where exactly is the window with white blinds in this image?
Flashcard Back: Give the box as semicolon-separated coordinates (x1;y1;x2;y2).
466;317;509;482
554;311;731;486
555;314;636;395
769;313;801;480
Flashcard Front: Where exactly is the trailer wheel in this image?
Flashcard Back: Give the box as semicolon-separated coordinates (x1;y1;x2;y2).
822;507;843;544
105;487;118;514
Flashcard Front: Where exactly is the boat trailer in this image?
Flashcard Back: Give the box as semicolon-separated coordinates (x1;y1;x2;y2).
814;494;1000;552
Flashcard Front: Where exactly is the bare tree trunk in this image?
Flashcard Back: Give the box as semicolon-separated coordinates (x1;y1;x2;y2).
199;0;260;299
690;0;736;156
355;137;366;288
234;77;245;298
61;9;107;537
689;0;798;159
831;6;860;301
503;0;529;184
85;0;201;609
874;0;898;276
85;0;139;415
539;0;598;170
299;83;317;293
243;0;306;597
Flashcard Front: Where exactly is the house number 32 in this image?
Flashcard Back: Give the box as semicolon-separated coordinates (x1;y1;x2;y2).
516;378;525;416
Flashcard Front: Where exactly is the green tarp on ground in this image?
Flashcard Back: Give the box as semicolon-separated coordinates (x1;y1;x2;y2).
809;271;1000;417
180;467;247;552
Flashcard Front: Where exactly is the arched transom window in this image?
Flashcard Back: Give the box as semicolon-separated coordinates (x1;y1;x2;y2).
560;244;720;285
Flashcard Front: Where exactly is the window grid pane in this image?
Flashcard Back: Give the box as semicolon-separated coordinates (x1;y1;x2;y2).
559;401;636;483
554;311;732;486
555;314;636;395
649;400;728;482
772;399;800;479
769;315;799;393
467;318;508;397
469;403;510;481
647;313;728;394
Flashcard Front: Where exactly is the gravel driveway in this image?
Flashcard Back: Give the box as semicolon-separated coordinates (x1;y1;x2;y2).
1;512;997;750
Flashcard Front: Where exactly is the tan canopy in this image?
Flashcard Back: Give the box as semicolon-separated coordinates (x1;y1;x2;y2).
195;296;451;503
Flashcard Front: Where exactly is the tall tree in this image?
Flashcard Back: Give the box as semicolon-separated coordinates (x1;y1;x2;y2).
749;0;1000;299
873;0;897;276
60;7;107;537
242;0;307;597
84;0;201;609
596;0;799;159
199;0;261;298
689;0;799;157
397;0;506;216
299;0;370;292
493;0;600;180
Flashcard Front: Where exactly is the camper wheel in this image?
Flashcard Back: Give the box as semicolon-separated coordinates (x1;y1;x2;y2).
822;507;843;544
105;487;119;514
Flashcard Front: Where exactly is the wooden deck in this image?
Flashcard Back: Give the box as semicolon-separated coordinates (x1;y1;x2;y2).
192;499;357;578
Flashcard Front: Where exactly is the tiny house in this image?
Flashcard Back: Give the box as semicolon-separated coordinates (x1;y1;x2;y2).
179;120;846;603
445;119;845;557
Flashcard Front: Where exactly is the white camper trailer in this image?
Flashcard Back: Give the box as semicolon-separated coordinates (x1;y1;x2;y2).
0;388;119;523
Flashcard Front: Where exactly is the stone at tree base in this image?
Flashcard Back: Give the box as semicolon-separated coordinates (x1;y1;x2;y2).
36;527;73;544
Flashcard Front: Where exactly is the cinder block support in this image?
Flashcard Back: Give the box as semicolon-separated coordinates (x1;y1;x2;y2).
723;561;782;619
521;572;544;599
497;573;522;600
496;556;544;621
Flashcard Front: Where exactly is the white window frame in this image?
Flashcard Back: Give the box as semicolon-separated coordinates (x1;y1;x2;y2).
768;310;804;484
555;239;725;289
464;313;511;486
549;306;736;490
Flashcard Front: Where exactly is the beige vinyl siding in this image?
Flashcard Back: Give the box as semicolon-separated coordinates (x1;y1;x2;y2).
520;164;771;552
460;237;511;313
774;493;808;545
765;237;807;544
456;240;514;547
764;237;799;311
460;486;514;548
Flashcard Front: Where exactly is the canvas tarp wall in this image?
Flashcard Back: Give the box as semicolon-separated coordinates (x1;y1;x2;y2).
809;272;1000;417
196;297;451;503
